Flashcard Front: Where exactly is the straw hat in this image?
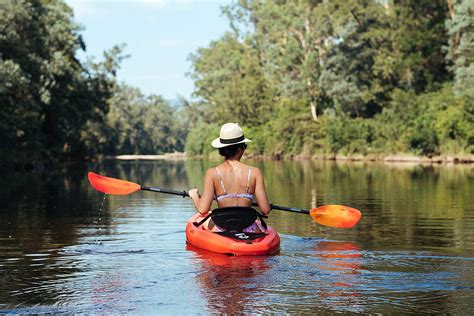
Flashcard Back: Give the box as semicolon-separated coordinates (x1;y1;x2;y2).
211;123;252;149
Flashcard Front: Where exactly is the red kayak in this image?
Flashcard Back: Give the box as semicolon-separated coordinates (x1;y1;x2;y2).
185;211;280;256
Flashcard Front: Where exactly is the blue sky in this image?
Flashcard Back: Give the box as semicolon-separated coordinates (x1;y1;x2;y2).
66;0;231;100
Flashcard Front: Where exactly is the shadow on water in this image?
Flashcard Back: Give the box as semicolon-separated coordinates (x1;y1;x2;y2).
0;160;189;307
0;163;107;306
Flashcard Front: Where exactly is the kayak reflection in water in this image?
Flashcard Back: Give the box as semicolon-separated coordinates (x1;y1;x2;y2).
189;123;271;233
188;244;270;314
313;241;364;312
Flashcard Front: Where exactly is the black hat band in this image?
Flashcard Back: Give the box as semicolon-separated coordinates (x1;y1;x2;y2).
220;135;245;144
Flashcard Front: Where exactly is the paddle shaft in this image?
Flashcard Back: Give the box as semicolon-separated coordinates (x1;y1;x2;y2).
142;186;189;197
140;186;310;215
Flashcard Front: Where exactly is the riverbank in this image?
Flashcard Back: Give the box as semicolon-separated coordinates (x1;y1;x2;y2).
291;154;474;164
105;152;187;160
243;152;473;164
114;152;473;164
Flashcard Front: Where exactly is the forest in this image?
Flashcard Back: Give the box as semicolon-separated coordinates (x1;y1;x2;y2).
1;0;473;168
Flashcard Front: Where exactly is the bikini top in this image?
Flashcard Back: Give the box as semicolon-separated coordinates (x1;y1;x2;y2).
215;167;253;202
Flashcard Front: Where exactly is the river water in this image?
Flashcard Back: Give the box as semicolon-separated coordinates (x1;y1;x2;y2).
0;159;473;314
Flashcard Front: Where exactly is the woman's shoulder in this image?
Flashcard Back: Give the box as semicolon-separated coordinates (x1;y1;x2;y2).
205;166;217;174
250;166;262;176
243;164;261;177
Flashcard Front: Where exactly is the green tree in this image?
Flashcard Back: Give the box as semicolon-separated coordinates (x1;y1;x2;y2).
446;0;474;97
184;122;219;156
189;33;273;127
388;0;450;92
106;84;186;155
0;0;119;167
316;0;392;117
186;0;471;158
225;0;395;119
226;0;326;120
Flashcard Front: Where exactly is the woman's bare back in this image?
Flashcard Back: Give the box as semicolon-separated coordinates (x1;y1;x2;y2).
213;161;255;208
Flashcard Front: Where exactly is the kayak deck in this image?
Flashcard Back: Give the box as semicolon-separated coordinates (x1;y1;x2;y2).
185;213;280;256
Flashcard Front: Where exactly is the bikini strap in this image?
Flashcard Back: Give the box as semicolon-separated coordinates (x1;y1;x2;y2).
215;167;227;194
246;168;252;194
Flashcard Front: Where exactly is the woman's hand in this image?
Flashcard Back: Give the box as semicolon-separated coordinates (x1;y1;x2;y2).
189;188;209;215
188;188;200;200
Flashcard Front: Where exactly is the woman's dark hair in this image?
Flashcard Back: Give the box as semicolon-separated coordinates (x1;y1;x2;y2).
218;143;247;159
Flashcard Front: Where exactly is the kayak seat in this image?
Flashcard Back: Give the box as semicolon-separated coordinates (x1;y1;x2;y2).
211;207;259;231
193;207;268;241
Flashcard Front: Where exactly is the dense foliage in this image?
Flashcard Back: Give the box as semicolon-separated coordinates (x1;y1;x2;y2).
1;0;473;167
0;0;185;168
186;0;474;158
0;0;116;167
103;85;187;155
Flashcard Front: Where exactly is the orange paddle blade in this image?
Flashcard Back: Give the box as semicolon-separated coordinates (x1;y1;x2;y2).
88;172;141;195
310;205;361;228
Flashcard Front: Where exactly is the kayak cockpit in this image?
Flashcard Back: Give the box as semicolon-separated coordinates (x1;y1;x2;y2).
186;207;280;256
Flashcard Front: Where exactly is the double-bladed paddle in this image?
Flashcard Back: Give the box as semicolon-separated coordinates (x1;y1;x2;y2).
87;172;361;229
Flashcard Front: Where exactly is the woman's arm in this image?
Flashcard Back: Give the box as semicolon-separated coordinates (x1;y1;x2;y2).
189;169;215;215
254;168;271;215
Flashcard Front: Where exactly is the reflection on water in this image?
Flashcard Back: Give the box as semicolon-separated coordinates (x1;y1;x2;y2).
0;160;473;313
188;245;270;315
314;241;361;291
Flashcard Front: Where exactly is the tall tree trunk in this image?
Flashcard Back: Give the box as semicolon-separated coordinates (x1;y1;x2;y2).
306;77;318;121
447;0;455;18
447;0;461;52
310;101;318;121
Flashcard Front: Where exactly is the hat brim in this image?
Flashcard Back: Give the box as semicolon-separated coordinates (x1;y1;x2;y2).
211;137;252;149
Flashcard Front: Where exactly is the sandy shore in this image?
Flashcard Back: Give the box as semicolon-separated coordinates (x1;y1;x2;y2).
254;153;474;164
105;152;473;164
295;154;474;164
106;152;186;160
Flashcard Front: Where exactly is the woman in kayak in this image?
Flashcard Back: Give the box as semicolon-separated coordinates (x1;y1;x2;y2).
188;122;271;232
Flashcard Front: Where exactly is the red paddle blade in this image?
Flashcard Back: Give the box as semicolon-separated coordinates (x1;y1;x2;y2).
310;205;362;228
88;172;141;195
